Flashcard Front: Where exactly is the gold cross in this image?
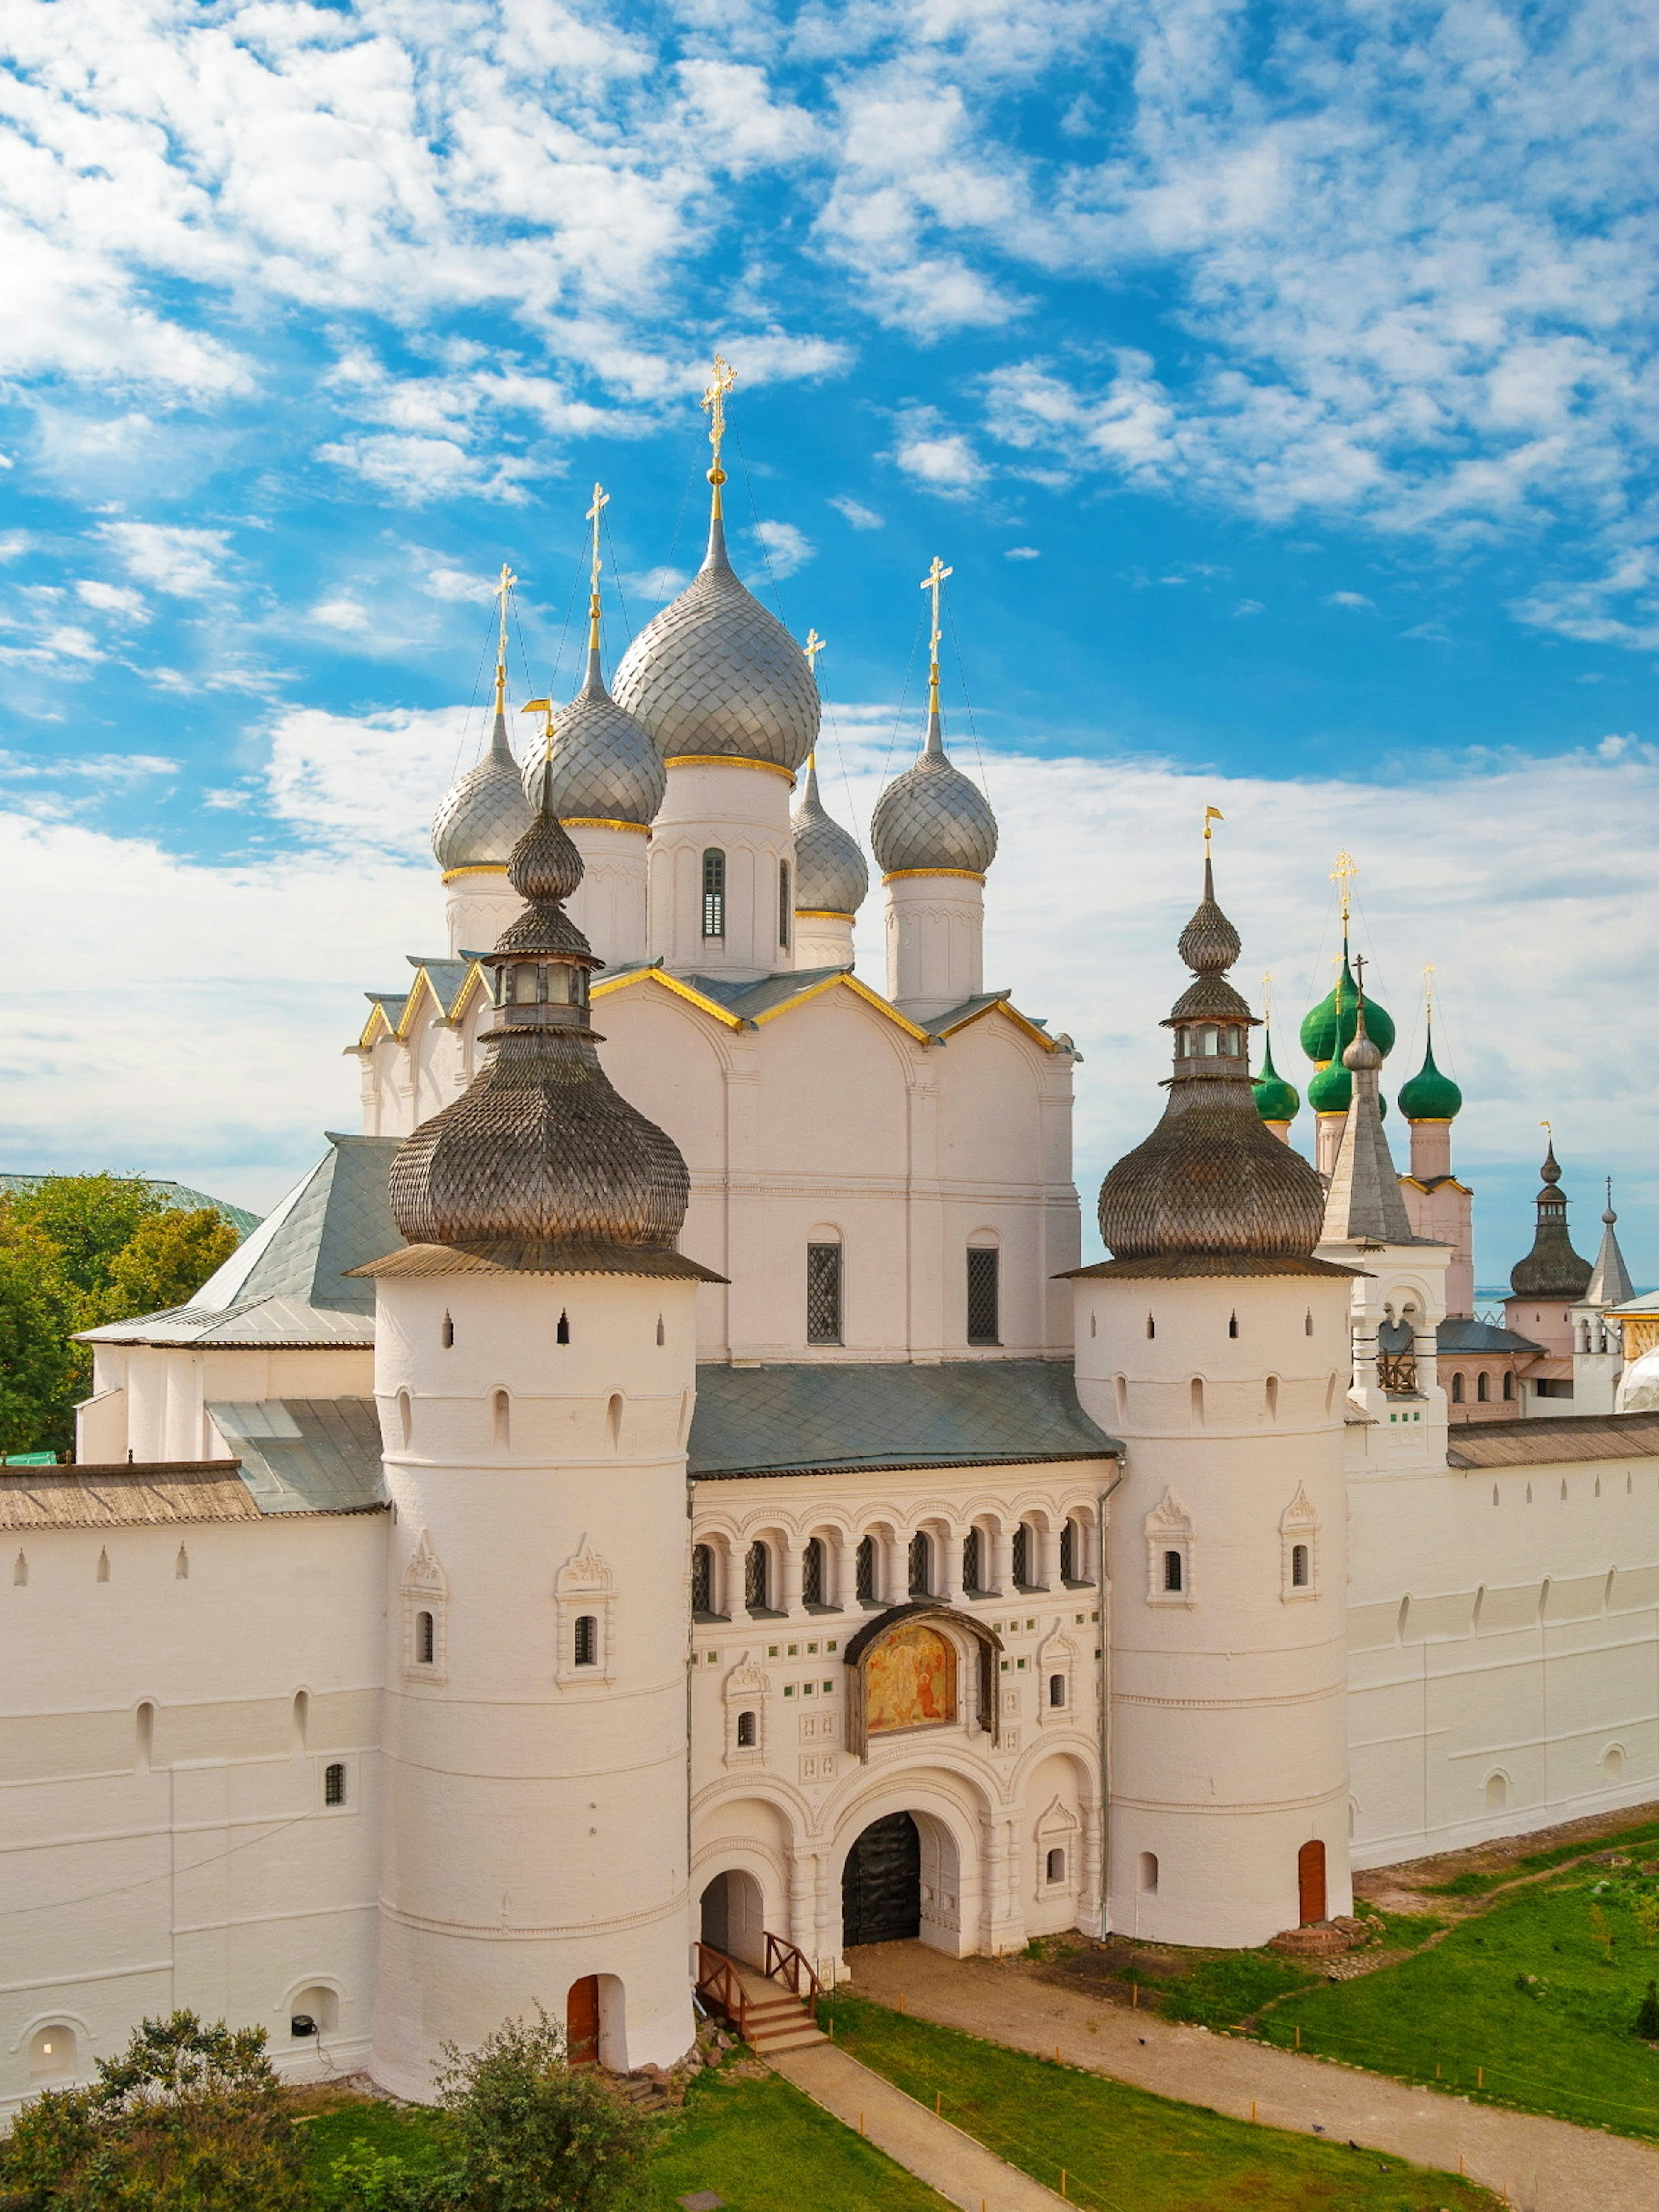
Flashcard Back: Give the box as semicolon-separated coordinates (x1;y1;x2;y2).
1260;971;1274;1023
804;628;826;673
702;353;737;477
492;563;518;707
919;556;953;661
1422;961;1435;1021
586;483;609;596
1330;847;1357;925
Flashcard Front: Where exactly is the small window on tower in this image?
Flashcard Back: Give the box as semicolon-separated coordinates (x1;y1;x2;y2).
807;1242;843;1344
702;849;726;938
1290;1543;1310;1589
323;1763;346;1807
966;1247;1000;1345
573;1615;598;1667
779;859;791;950
416;1610;435;1663
556;1311;571;1345
1163;1549;1184;1594
442;1312;454;1348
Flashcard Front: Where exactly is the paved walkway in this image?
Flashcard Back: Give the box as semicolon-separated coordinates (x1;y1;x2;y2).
843;1942;1659;2212
769;2038;1070;2212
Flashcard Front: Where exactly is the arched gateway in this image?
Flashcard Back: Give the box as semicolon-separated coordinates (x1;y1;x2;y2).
842;1812;922;1946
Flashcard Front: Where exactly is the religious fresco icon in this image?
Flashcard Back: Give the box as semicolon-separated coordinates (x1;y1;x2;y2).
866;1621;957;1734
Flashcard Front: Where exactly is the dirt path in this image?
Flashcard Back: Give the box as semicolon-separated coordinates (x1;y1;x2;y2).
844;1942;1659;2212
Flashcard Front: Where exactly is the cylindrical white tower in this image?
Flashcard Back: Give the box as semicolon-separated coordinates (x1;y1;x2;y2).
870;572;997;1023
648;758;796;980
366;780;719;2096
1074;849;1354;1948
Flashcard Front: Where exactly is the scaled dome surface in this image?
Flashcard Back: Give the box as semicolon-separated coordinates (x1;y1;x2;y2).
432;706;534;872
1301;959;1395;1063
523;646;666;828
791;756;868;915
1397;1036;1463;1121
611;518;819;773
869;715;998;876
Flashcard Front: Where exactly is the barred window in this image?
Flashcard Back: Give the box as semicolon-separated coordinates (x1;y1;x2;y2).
961;1528;982;1595
1163;1548;1184;1593
574;1614;598;1665
745;1541;770;1614
779;859;791;950
807;1242;843;1344
1011;1523;1030;1588
1290;1542;1310;1589
702;848;726;938
736;1710;757;1748
1059;1521;1074;1582
323;1762;346;1807
416;1610;435;1664
855;1535;877;1605
802;1536;824;1608
691;1544;715;1617
908;1531;931;1598
966;1247;1000;1344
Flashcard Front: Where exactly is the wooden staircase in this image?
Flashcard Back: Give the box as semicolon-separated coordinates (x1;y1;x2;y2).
696;1935;827;2056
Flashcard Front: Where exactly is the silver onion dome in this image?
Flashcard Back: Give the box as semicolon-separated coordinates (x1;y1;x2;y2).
791;754;868;915
869;705;998;876
523;639;666;827
611;512;820;773
391;772;708;1273
1097;857;1327;1261
432;694;534;873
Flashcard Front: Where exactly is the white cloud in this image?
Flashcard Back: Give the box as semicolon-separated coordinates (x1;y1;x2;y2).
1004;545;1040;560
1325;591;1377;611
309;597;373;634
0;533;34;561
74;579;149;622
95;524;234;597
889;409;987;490
1513;550;1659;650
1232;598;1264;617
316;434;541;505
749;520;814;579
830;496;884;530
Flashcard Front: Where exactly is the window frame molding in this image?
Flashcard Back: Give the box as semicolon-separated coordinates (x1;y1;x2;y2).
554;1539;617;1687
1145;1489;1194;1607
402;1529;450;1684
1279;1486;1320;1605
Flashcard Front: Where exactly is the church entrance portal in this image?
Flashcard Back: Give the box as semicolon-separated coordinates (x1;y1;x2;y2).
842;1812;922;1947
1297;1839;1328;1925
699;1869;765;1964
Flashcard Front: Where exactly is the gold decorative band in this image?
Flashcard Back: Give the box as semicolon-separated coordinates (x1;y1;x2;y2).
795;907;854;921
665;753;797;785
882;867;986;885
440;865;509;883
563;817;651;836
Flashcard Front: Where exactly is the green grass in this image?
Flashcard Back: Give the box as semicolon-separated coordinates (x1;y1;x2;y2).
1154;1949;1319;2028
822;1993;1498;2212
292;2069;952;2212
1260;1871;1659;2139
1422;1815;1659;1897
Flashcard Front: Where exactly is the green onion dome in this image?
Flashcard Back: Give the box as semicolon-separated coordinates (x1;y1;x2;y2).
1307;1058;1387;1119
1300;957;1395;1064
1397;1031;1462;1122
1252;1034;1300;1125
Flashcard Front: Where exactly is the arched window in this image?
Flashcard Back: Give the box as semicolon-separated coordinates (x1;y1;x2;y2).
1046;1847;1066;1885
416;1610;435;1664
802;1536;825;1608
491;1389;510;1450
29;2026;76;2082
397;1389;412;1448
907;1531;932;1598
1451;1372;1465;1404
1163;1549;1184;1593
702;848;726;938
966;1246;1000;1345
778;859;791;950
1476;1371;1490;1402
962;1528;983;1595
1304;1310;1314;1336
736;1710;757;1748
1228;1311;1239;1339
1011;1523;1030;1589
324;1763;347;1807
745;1541;770;1615
1265;1375;1279;1420
292;1690;308;1752
606;1393;623;1448
855;1535;877;1605
1138;1851;1159;1894
442;1311;454;1348
692;1544;716;1618
556;1310;571;1344
1048;1672;1066;1709
1503;1371;1515;1401
1290;1543;1310;1589
807;1241;843;1344
1058;1520;1074;1583
573;1615;598;1667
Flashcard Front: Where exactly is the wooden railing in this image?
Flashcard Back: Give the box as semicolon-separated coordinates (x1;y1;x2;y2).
694;1943;750;2039
763;1932;821;2021
1376;1351;1418;1395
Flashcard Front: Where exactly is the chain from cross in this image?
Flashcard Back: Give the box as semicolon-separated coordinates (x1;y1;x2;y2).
803;628;826;673
919;556;953;663
586;484;609;595
702;354;737;478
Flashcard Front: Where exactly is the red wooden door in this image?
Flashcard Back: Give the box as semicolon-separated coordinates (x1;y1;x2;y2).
566;1975;600;2067
1297;1839;1327;1925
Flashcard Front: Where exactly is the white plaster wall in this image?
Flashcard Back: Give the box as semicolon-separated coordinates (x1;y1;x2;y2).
794;912;855;970
370;1271;697;2097
1075;1273;1354;1948
884;874;984;1019
566;823;650;972
445;870;522;960
80;1345;375;1466
648;760;795;981
0;1513;385;2114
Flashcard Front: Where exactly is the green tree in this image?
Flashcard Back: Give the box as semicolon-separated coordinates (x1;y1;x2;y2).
0;1221;85;1458
92;1208;240;1326
0;2009;306;2212
1638;1981;1659;2041
435;2009;657;2212
8;1176;167;1296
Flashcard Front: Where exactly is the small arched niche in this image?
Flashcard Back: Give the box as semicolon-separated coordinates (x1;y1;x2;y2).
29;2024;77;2082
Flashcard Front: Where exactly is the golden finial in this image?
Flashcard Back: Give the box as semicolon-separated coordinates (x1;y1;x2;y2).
519;696;555;763
1330;848;1357;929
702;353;737;517
585;482;609;652
492;563;518;714
1203;804;1224;850
1261;970;1274;1023
919;555;953;717
804;627;826;673
1541;1118;1552;1136
1422;962;1436;1023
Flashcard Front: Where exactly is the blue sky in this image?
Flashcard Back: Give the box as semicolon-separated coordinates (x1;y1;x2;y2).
2;0;1656;1284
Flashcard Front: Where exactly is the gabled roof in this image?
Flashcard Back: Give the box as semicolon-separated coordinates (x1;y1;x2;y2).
356;956;487;1049
1437;1317;1542;1355
591;962;1067;1052
0;1463;264;1529
688;1358;1119;1479
78;1135;399;1348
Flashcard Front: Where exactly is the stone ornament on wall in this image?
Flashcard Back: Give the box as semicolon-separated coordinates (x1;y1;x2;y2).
1145;1489;1194;1606
722;1653;770;1766
1279;1486;1321;1603
402;1530;449;1684
553;1538;616;1688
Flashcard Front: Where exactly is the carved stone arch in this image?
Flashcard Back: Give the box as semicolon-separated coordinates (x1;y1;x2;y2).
1035;1624;1079;1723
554;1537;616;1687
842;1601;1004;1759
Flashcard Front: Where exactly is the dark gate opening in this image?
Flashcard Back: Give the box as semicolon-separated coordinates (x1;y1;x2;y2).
842;1812;922;1947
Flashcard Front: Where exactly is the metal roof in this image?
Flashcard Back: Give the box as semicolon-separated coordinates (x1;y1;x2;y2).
687;1359;1119;1480
1437;1317;1542;1354
1447;1411;1659;1468
0;1463;264;1530
207;1399;385;1512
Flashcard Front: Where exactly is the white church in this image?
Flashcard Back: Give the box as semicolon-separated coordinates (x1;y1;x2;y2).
5;385;1658;2108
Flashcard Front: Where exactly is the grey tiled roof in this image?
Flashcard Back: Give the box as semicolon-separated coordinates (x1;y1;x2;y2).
407;956;474;1015
688;1359;1119;1479
1447;1411;1659;1469
208;1398;385;1512
1438;1318;1541;1354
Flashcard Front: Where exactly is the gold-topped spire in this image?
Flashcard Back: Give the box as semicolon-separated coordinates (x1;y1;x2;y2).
492;562;518;714
919;555;953;718
1331;847;1357;929
803;627;826;673
585;481;609;652
702;353;737;518
1261;969;1274;1023
1203;803;1224;850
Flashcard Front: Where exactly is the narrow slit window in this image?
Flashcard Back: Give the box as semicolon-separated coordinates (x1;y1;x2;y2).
573;1615;598;1667
691;1544;715;1617
323;1762;346;1807
702;848;726;938
966;1246;1000;1345
1163;1548;1184;1594
416;1609;435;1663
807;1242;843;1344
855;1535;877;1605
1290;1543;1310;1589
802;1537;825;1608
779;859;791;950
